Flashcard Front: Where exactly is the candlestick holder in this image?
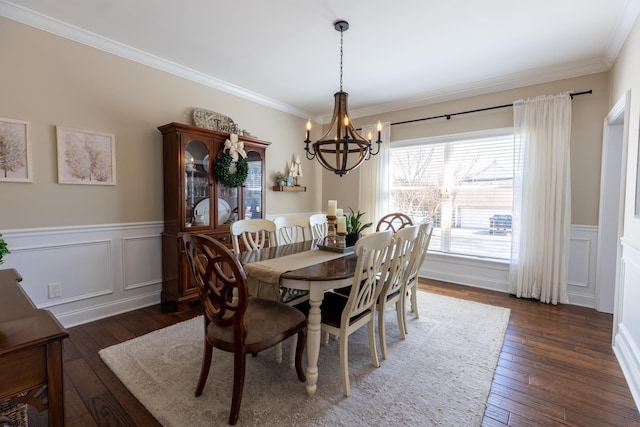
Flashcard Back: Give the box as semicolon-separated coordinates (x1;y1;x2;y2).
326;215;337;237
319;217;353;252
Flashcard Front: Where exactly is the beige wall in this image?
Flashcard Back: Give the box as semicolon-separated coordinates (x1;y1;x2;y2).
0;16;612;229
323;73;610;226
0;17;322;230
610;14;640;244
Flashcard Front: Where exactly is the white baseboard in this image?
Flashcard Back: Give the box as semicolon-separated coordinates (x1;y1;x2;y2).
55;290;162;328
614;324;640;412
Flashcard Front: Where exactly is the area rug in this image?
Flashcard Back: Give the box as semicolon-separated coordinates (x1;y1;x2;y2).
99;292;510;426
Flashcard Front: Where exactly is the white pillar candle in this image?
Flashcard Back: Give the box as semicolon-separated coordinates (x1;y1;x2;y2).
327;200;337;216
337;216;347;233
335;208;343;217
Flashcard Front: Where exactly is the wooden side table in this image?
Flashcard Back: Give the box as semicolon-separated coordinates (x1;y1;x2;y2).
0;269;69;427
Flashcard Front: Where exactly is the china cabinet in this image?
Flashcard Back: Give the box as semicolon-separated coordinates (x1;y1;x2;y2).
158;122;270;311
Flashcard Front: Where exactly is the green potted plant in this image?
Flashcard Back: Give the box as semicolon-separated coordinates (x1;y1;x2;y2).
274;171;287;187
0;234;10;265
345;208;373;246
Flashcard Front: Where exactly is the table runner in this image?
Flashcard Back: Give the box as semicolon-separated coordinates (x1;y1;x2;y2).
243;249;348;299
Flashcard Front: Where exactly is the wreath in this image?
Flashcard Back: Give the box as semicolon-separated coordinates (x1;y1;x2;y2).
214;151;248;187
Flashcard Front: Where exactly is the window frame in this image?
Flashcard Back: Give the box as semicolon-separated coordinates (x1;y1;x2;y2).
389;127;514;261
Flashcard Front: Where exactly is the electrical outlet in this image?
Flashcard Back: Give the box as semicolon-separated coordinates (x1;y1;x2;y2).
48;282;62;299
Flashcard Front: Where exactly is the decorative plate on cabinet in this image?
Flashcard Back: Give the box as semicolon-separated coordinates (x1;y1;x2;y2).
218;198;231;224
203;154;209;172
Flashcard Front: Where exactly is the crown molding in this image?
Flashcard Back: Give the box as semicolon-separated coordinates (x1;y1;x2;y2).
2;0;636;125
603;0;640;67
0;0;314;120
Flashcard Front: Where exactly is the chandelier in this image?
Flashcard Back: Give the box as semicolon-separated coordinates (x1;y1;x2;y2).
304;20;382;176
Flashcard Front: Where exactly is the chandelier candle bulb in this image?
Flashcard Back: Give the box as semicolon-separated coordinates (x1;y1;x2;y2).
327;200;337;216
305;120;311;142
377;121;382;142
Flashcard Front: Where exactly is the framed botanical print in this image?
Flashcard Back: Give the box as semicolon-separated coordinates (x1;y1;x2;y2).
56;126;116;185
0;117;32;183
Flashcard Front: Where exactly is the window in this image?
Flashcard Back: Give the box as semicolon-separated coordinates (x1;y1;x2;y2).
389;129;515;260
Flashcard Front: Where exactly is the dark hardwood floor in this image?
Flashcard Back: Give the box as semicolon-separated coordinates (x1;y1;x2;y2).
26;279;640;426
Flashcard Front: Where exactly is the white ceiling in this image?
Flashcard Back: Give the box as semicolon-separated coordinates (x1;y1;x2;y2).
2;0;639;122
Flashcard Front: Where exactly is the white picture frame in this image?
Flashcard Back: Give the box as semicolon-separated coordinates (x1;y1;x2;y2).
0;117;33;183
56;126;116;185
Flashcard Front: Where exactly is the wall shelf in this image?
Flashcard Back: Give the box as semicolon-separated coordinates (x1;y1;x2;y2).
272;185;306;192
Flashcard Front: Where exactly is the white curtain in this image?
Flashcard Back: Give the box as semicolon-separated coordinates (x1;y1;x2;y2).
358;122;391;229
509;93;571;304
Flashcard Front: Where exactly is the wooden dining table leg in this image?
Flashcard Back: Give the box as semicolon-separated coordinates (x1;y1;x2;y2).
305;285;324;396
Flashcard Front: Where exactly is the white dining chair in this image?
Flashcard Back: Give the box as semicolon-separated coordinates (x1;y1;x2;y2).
309;213;329;240
273;215;312;245
376;225;419;360
402;222;434;333
230;219;277;254
311;230;393;396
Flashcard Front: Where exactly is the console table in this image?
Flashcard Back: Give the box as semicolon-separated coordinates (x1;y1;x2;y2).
0;269;68;426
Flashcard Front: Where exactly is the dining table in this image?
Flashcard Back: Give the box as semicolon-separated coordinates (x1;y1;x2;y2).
237;240;358;397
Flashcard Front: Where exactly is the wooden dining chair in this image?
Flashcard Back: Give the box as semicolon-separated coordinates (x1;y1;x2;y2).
309;213;329;240
230;218;277;254
273;215;312;245
375;212;414;233
183;233;307;425
402;222;434;333
298;230;393;396
376;225;419;360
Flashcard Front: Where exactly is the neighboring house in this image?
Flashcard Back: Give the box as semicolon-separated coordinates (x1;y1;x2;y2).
0;6;639;410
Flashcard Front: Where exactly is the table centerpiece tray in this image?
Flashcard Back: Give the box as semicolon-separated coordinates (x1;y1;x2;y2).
317;244;355;253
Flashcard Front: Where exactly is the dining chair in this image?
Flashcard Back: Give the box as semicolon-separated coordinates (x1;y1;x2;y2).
375;212;414;233
183;232;307;425
402;222;434;333
309;213;329;240
376;225;419;360
299;230;393;396
230;218;277;254
273;215;312;245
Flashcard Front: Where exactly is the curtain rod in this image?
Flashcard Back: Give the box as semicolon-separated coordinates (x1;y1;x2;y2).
387;90;592;127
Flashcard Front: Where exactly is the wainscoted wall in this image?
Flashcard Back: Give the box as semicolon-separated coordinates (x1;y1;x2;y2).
615;238;640;410
1;222;597;328
1;222;163;327
421;225;599;307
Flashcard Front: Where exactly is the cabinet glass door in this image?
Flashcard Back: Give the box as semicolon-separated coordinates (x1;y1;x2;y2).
218;185;238;225
185;140;211;228
244;151;263;219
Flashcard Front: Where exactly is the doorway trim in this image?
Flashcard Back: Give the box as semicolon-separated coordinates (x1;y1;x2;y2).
596;90;630;342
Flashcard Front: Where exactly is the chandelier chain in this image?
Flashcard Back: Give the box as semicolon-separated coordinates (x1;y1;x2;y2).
339;27;343;92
